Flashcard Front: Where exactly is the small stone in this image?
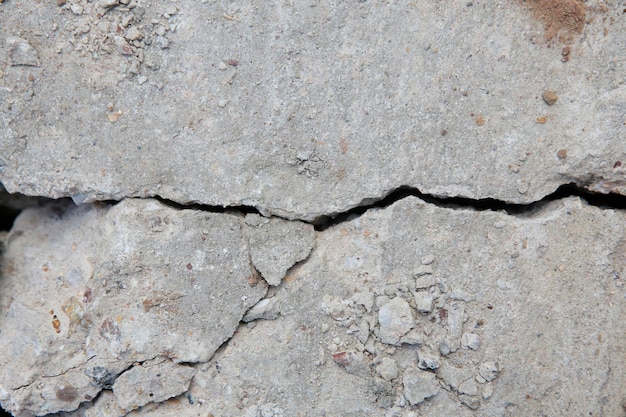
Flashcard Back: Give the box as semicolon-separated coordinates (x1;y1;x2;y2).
125;27;143;41
218;61;228;70
218;99;228;108
438;342;451;356
482;382;494;399
417;347;440;370
414;291;434;314
459;394;480;409
99;0;118;8
557;149;567;159
137;75;148;85
331;350;369;377
415;275;436;289
402;366;439;405
421;255;435;265
376;357;399;381
107;111;122;123
242;297;280;322
478;361;500;382
458;378;479;396
7;37;41;67
351;291;374;313
461;333;480;350
70;4;83;14
536;116;547;124
155;35;170;49
112;359;196;410
446;302;465;352
413;265;433;277
165;4;178;16
377;297;414;345
542;90;558;106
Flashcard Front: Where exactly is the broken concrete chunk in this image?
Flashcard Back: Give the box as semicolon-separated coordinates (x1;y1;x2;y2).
479;361;500;382
7;36;40;66
414;291;435;314
331;350;370;378
242;297;280;322
113;358;196;410
402;366;439;405
458;378;479;396
459;394;481;410
446;302;465;352
376;357;399;382
417;347;440;370
0;199;267;415
244;214;315;286
461;333;481;350
377;296;414;345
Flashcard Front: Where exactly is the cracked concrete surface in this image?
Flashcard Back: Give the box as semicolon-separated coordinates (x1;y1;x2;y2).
0;0;625;416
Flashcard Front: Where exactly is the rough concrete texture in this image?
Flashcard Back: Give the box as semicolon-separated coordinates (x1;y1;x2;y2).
0;1;625;219
0;0;625;416
0;199;312;415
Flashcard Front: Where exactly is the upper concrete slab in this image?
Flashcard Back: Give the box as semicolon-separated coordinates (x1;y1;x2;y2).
1;1;624;219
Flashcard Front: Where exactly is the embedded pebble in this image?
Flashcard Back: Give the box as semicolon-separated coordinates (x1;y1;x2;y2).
242;297;280;322
461;332;481;350
479;361;500;382
421;254;435;265
413;265;433;277
7;37;41;67
460;394;481;409
376;357;399;381
458;378;479;396
542;90;558;106
402;366;439;405
482;382;494;399
414;291;434;314
377;297;414;345
446;302;465;351
112;359;196;410
331;350;369;377
125;27;143;41
99;0;119;8
417;347;440;370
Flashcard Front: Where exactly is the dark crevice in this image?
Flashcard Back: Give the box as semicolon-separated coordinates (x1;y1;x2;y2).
311;183;626;231
2;184;626;235
152;195;262;218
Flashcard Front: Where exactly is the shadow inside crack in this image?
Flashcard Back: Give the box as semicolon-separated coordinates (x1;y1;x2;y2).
311;183;626;231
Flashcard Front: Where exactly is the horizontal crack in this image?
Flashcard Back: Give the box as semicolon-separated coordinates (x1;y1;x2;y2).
3;183;626;233
312;183;626;231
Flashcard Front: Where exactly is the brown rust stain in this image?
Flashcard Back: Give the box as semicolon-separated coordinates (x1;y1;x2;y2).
520;0;586;43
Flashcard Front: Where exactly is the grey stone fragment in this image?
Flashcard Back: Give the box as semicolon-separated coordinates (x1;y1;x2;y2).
436;361;474;391
461;333;480;350
244;214;315;286
377;296;414;345
417;347;440;370
7;36;40;66
414;291;435;314
376;357;399;382
242;297;280;322
112;358;196;410
446;302;465;352
459;394;480;410
478;361;500;382
402;366;439;405
458;378;479;396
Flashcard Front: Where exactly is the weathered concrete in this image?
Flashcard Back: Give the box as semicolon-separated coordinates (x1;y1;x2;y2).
1;1;625;220
0;199;312;415
0;1;625;416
